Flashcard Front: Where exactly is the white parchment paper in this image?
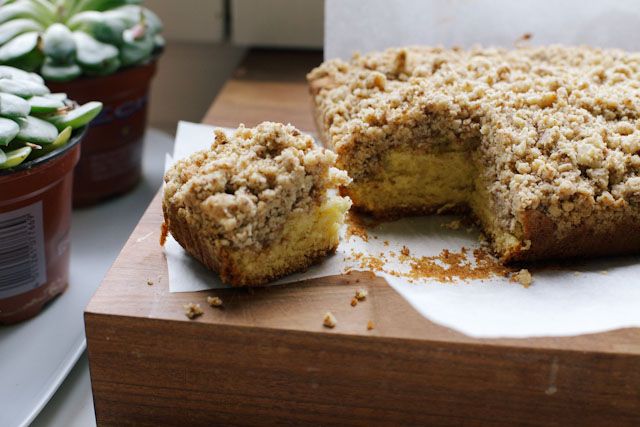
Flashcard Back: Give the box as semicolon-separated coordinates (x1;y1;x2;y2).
319;0;640;337
164;122;640;338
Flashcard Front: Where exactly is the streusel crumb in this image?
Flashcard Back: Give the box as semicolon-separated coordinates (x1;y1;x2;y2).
367;320;375;330
513;269;533;287
323;311;337;328
184;303;203;319
164;122;350;250
207;296;223;307
355;288;368;300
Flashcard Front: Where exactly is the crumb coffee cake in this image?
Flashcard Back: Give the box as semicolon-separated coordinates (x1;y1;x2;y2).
162;122;351;286
308;45;640;262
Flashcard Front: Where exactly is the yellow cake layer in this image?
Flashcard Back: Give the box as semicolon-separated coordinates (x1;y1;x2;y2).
468;182;522;260
346;149;475;215
346;148;523;259
229;195;351;284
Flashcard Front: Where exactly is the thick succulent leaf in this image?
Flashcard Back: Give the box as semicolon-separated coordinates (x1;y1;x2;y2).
0;116;20;145
0;64;44;83
73;31;118;69
30;125;71;159
65;10;102;31
82;54;119;76
0;147;6;164
90;12;128;45
120;30;153;66
28;127;73;160
25;0;57;25
3;46;43;71
28;95;65;114
0;1;48;26
16;115;59;144
75;0;142;13
0;18;43;45
49;124;72;148
40;58;82;82
0;145;31;169
46;101;102;130
0;92;30;118
0;31;38;60
42;23;77;64
0;77;50;97
0;31;44;71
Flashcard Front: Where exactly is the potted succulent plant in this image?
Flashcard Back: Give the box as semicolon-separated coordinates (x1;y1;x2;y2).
0;65;102;324
0;0;164;206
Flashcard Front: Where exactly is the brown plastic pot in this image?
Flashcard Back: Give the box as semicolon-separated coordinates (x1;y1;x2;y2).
47;59;159;207
0;130;83;325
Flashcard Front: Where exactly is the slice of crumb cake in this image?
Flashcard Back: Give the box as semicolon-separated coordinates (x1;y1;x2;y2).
309;45;640;262
162;122;351;286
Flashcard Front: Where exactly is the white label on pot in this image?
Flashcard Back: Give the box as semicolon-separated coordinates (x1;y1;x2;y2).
0;202;47;299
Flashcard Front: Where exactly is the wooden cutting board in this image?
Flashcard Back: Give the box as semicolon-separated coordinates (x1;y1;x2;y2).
85;50;640;426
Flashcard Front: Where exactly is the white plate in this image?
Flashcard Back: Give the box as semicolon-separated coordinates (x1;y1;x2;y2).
0;129;173;427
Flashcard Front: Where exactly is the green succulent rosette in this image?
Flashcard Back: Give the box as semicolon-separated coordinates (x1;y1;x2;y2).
0;64;102;169
0;0;163;81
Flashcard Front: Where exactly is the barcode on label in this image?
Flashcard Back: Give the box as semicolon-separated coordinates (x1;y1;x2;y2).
0;202;46;299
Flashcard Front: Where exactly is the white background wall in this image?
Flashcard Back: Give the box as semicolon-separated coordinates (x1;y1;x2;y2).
145;0;241;133
144;0;324;134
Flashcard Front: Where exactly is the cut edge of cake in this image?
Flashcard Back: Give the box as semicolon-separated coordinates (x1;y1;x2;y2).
163;194;351;286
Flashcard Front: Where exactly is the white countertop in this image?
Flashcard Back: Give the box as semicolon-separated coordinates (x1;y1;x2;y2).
26;128;174;426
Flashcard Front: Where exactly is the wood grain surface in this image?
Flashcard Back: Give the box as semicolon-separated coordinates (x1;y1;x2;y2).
85;49;640;426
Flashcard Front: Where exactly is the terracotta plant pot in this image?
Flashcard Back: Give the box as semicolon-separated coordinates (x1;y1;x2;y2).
0;130;84;324
47;60;159;207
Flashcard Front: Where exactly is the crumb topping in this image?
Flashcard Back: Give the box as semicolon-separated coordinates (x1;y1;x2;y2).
355;288;368;300
184;303;203;319
207;296;223;307
309;46;640;237
164;122;351;249
323;311;337;328
367;320;375;330
346;233;515;283
512;269;533;287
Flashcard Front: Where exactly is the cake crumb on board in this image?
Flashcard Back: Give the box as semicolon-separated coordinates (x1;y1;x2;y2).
160;222;168;246
512;269;533;287
207;296;223;307
146;279;154;286
350;297;358;307
367;320;375;330
184;303;203;319
323;311;337;328
355;289;368;301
